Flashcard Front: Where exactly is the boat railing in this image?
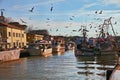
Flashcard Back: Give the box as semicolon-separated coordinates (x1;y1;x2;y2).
27;43;52;50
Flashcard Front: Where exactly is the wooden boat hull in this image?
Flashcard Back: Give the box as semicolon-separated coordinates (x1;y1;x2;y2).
26;42;53;57
27;49;42;56
27;48;52;57
42;48;52;57
52;46;65;53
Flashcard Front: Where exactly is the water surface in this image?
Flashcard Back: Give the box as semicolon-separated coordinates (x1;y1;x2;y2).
0;50;117;80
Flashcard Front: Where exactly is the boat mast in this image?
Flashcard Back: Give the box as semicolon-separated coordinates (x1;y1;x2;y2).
82;25;87;43
108;17;116;36
99;17;116;38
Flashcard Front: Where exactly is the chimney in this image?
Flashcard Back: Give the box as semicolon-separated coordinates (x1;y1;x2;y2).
1;11;3;16
0;9;4;16
0;9;5;22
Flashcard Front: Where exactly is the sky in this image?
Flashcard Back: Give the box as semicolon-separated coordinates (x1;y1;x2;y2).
0;0;120;37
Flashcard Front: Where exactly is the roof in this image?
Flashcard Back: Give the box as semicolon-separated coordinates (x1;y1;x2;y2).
9;22;27;29
30;30;49;35
27;33;43;37
0;22;27;30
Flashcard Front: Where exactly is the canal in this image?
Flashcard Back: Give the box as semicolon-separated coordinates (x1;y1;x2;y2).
0;50;118;80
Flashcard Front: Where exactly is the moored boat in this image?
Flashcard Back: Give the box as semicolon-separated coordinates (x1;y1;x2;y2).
74;27;96;56
65;41;75;51
52;41;65;53
26;42;52;57
75;43;96;56
75;17;119;56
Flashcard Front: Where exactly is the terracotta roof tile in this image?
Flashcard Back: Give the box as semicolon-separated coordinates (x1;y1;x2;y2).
0;22;26;30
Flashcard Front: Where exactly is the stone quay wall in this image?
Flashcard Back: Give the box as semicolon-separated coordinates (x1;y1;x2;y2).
0;49;20;62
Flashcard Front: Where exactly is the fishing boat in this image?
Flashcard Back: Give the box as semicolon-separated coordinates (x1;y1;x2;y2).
26;41;52;57
75;43;96;56
65;41;75;51
74;25;96;56
95;36;118;55
95;17;119;54
52;42;65;53
75;17;119;56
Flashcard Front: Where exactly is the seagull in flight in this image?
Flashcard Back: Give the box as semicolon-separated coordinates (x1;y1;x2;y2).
29;6;34;12
20;18;27;23
72;30;76;32
78;28;82;32
95;30;97;32
50;4;53;12
72;16;75;17
46;18;50;20
99;10;102;14
56;29;58;31
90;25;92;29
83;29;89;32
95;11;97;14
69;18;73;20
115;21;117;24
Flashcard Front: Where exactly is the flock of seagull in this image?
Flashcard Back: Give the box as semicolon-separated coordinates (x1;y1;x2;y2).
25;4;117;35
20;4;53;24
3;3;116;37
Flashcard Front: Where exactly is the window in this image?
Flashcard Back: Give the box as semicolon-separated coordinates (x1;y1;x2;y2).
19;33;20;37
22;42;24;46
22;34;24;38
8;32;11;37
19;43;21;48
13;33;15;37
16;33;18;37
0;32;2;37
16;42;18;46
13;42;15;47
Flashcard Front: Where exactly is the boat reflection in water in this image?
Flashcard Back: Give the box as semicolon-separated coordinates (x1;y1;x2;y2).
76;54;117;80
52;49;66;56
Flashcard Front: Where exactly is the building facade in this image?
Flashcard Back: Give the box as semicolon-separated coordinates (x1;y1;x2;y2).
0;22;27;48
27;33;43;43
29;30;50;40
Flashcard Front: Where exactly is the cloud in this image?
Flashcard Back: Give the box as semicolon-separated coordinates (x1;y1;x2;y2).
13;5;25;10
13;0;65;10
14;9;120;37
80;3;98;10
12;0;120;37
35;0;65;6
103;0;120;5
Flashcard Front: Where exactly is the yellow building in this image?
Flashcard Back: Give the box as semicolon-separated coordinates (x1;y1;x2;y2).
0;22;27;48
27;33;43;43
